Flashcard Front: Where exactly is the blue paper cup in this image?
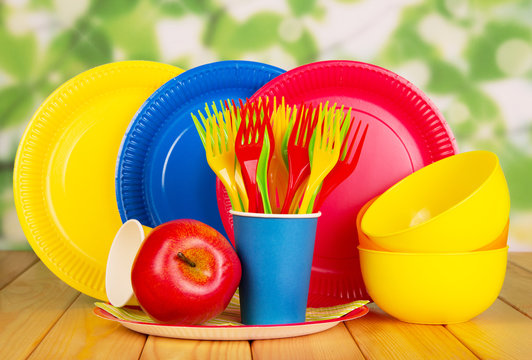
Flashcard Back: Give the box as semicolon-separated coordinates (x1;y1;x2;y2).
230;210;321;325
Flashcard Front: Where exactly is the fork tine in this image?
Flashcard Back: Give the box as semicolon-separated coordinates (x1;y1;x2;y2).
297;103;309;146
239;98;247;126
253;103;264;145
333;107;342;153
247;102;256;144
198;105;212;136
346;122;369;165
240;102;250;144
224;99;236;138
339;108;352;142
219;109;229;152
236;109;246;146
211;111;221;156
340;118;359;161
300;104;312;146
323;103;335;152
288;103;303;148
323;102;335;148
315;102;325;150
205;112;214;157
331;104;341;151
211;101;227;152
302;104;316;147
191;113;207;147
230;99;241;131
249;101;259;144
204;102;214;127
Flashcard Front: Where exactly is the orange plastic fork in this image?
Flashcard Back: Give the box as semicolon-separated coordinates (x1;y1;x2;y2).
235;101;268;213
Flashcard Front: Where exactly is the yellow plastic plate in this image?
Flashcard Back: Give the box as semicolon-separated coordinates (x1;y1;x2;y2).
13;61;183;300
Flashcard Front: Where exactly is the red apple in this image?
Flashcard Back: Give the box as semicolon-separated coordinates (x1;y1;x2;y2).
131;219;241;324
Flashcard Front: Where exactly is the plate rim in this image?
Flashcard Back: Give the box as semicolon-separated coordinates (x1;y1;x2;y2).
251;59;458;159
93;304;369;329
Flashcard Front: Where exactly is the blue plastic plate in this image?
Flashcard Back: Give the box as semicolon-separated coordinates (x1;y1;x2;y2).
116;61;285;237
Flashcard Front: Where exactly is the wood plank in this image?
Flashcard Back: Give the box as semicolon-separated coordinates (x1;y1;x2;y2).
0;261;80;360
252;323;365;360
140;336;251;360
27;294;146;359
499;261;532;317
446;299;532;360
345;303;477;359
509;252;532;273
0;250;38;289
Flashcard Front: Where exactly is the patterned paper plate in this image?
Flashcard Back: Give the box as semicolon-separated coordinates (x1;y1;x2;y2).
93;305;369;341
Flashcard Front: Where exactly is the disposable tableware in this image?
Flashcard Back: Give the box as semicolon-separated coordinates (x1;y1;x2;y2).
312;119;369;212
231;60;459;305
235;101;268;213
13;61;183;301
280;104;318;213
197;103;244;211
268;98;291;212
116;61;284;236
298;104;343;214
256;120;275;213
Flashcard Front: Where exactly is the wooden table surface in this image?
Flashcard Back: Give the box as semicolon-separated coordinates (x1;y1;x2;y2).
1;250;531;360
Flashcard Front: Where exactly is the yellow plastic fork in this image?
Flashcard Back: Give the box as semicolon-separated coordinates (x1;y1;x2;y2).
267;97;291;212
199;104;244;212
223;100;248;210
298;103;343;214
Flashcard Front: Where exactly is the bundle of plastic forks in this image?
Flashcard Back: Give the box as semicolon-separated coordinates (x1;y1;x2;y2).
192;97;368;214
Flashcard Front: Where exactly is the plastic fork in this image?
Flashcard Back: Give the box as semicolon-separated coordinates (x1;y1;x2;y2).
224;99;248;209
280;104;318;213
311;118;369;212
235;100;268;213
192;101;249;211
193;103;243;212
303;107;353;211
267;98;291;212
256;119;275;213
298;103;343;214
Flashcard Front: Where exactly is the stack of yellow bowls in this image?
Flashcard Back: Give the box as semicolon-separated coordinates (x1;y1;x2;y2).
358;151;510;324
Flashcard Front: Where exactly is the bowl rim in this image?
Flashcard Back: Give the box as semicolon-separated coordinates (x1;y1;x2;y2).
360;150;503;239
357;245;509;256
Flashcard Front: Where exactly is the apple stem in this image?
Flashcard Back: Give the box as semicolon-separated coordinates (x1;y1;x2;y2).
177;252;196;267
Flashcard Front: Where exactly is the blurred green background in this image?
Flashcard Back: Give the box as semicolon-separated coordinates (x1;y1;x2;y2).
1;0;531;250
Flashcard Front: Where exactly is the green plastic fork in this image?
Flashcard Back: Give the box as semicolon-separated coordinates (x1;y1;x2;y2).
256;119;275;213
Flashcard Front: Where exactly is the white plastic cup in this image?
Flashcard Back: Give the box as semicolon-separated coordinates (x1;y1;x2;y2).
105;220;152;307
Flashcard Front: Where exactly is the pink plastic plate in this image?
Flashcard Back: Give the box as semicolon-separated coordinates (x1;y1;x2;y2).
217;61;458;306
93;305;368;340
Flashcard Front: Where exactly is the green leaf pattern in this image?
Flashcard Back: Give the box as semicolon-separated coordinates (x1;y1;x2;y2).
1;0;531;249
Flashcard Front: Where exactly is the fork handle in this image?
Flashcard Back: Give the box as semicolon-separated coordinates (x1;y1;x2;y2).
312;179;336;212
281;165;310;214
298;169;334;214
217;172;243;212
239;159;262;213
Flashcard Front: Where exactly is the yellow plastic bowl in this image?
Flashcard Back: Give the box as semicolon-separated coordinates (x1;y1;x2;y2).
357;198;509;252
361;151;510;252
359;246;508;324
356;197;387;251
